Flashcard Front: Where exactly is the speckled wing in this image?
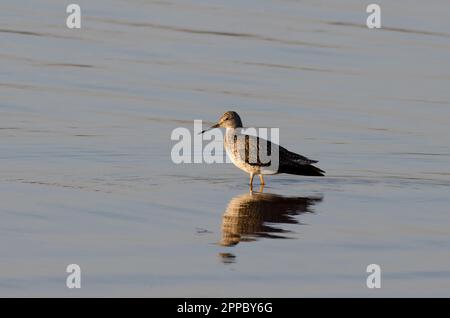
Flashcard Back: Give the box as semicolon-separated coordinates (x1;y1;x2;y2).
230;134;273;167
229;133;324;175
279;146;318;165
278;146;325;176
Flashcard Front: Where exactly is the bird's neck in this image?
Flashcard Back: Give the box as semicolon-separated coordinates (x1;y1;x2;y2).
225;127;241;135
225;127;241;143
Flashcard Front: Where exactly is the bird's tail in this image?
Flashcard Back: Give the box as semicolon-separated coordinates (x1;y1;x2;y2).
279;163;325;176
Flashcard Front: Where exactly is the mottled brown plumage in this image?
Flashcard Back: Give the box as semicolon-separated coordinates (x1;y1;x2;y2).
201;111;325;186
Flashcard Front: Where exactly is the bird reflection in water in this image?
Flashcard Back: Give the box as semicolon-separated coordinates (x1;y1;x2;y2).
220;186;323;247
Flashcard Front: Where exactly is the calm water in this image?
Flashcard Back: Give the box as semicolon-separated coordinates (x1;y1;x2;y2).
1;0;450;297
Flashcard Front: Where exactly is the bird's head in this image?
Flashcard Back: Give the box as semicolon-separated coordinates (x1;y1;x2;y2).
201;111;243;134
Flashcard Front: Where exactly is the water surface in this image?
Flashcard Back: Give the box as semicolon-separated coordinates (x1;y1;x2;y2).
1;0;450;296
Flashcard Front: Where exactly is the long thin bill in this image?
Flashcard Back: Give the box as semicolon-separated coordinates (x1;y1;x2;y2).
199;123;219;134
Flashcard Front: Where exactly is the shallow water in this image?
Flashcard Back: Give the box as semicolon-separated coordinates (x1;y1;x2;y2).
1;0;450;296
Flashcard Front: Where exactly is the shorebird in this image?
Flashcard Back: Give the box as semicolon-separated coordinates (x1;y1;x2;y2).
201;111;325;186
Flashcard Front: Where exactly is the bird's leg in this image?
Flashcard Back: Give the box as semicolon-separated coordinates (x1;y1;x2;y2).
258;184;265;193
249;173;254;188
259;174;265;185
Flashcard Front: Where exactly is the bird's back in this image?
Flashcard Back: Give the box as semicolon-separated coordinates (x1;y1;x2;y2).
225;128;325;176
224;129;276;174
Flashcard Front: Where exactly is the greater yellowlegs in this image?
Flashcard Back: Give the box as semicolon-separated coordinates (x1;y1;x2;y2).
201;111;325;186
